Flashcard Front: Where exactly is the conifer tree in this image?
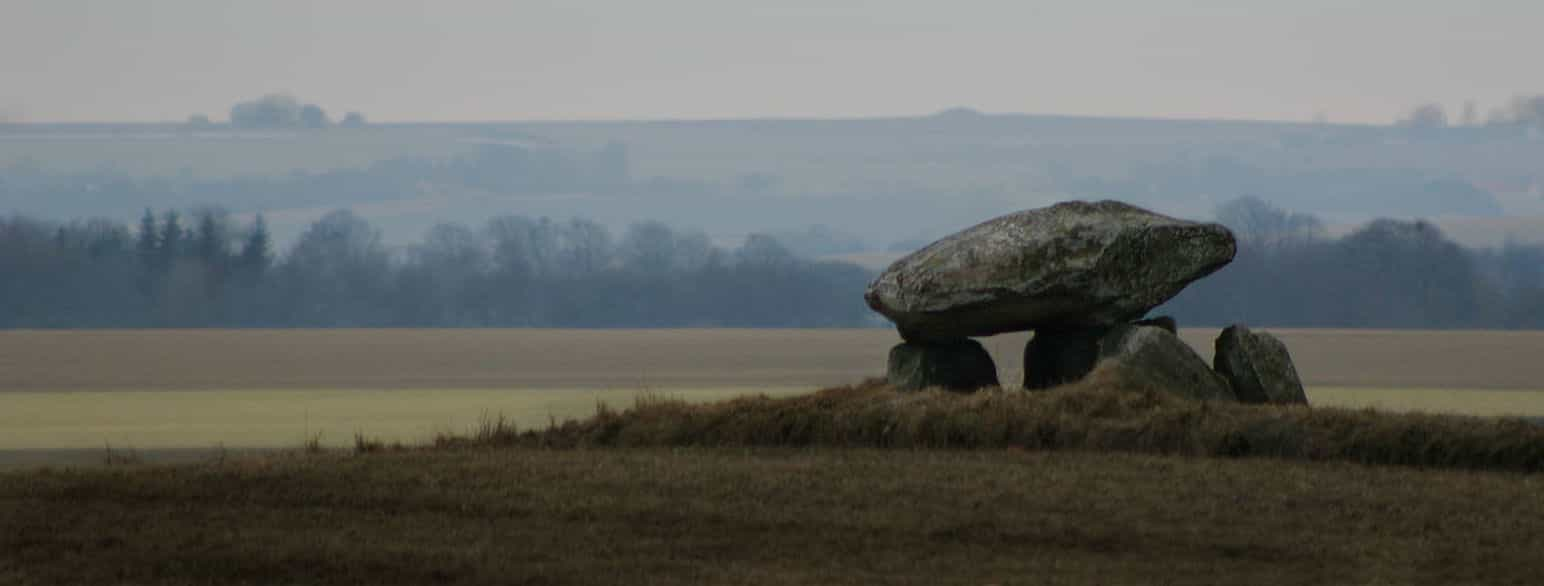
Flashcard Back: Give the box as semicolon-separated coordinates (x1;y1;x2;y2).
239;214;272;277
136;208;158;267
158;210;184;267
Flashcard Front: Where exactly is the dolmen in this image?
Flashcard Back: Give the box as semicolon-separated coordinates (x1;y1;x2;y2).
865;200;1307;404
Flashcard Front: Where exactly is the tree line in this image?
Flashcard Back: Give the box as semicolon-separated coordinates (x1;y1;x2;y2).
187;93;366;129
0;209;872;328
1162;197;1544;329
1395;93;1544;130
6;197;1544;330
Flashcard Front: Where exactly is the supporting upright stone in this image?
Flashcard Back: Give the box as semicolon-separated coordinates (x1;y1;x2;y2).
1098;325;1235;401
1023;326;1110;390
1214;324;1308;405
887;339;1000;392
1025;323;1235;401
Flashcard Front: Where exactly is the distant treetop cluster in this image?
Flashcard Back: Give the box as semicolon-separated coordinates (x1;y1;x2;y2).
186;93;365;130
1396;94;1544;131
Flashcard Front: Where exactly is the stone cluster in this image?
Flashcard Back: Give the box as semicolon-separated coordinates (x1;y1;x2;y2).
866;200;1307;404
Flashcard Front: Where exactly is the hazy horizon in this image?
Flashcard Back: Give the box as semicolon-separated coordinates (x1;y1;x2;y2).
6;0;1544;125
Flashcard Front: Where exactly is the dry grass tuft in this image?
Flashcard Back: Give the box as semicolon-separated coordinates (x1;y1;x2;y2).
435;366;1544;473
99;443;143;467
350;433;408;455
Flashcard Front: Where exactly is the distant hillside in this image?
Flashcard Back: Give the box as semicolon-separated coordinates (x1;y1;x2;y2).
4;113;1541;249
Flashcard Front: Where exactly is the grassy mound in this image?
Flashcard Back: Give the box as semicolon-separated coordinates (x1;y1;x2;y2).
435;366;1544;473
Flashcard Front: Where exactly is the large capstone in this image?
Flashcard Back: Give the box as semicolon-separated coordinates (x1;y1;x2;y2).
1214;324;1308;405
865;200;1235;341
1096;325;1236;401
887;339;1000;392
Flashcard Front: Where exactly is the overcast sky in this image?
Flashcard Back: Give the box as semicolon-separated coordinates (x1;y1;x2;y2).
4;0;1541;124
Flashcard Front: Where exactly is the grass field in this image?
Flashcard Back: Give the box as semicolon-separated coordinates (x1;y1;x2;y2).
4;329;1544;584
7;327;1544;392
0;387;806;451
3;328;1544;456
2;386;1541;455
4;448;1541;585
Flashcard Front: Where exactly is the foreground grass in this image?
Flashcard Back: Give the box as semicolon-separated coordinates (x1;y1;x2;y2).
7;376;1544;584
4;448;1542;585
